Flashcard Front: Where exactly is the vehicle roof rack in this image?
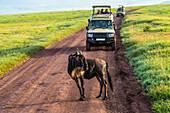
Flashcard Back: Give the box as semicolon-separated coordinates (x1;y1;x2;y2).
92;5;112;15
92;5;111;8
118;5;124;8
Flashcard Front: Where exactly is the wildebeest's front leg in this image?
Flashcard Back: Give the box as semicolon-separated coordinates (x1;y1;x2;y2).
80;76;85;98
96;75;103;98
75;78;84;101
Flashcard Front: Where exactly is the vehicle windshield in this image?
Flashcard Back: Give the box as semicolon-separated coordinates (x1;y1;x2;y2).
117;8;123;12
89;20;113;29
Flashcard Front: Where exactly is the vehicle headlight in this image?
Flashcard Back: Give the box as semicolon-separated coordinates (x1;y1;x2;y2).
109;34;115;37
87;34;93;37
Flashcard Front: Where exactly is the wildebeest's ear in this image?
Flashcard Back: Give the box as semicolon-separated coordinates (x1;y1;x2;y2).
75;48;82;56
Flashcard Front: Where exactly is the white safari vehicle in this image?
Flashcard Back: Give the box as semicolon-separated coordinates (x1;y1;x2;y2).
116;5;125;17
86;5;116;51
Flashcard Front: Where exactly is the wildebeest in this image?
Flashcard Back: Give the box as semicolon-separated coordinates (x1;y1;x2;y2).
67;49;113;101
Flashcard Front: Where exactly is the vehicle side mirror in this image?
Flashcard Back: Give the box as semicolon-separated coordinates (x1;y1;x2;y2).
88;19;90;23
86;26;88;30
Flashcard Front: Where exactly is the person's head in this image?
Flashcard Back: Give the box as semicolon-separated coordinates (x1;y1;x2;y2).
105;8;110;14
101;9;104;13
105;9;109;12
97;10;101;14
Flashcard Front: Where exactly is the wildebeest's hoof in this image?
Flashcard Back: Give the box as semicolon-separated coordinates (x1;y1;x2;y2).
79;97;85;101
83;95;86;98
102;97;108;100
96;95;101;98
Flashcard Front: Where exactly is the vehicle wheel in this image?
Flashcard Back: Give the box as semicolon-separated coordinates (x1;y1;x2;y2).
111;39;116;51
111;42;115;51
86;42;91;51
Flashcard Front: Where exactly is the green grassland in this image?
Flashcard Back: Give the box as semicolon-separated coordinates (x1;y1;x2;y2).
0;10;92;76
121;4;170;112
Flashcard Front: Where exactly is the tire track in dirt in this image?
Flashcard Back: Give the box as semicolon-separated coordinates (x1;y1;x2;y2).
0;9;152;113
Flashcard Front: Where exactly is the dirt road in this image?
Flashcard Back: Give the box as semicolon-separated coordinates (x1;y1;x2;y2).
0;9;152;113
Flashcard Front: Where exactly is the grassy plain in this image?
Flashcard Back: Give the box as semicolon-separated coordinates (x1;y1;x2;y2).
0;10;92;76
121;4;170;112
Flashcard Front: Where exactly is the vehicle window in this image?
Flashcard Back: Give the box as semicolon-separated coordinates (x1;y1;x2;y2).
117;8;123;12
89;20;113;29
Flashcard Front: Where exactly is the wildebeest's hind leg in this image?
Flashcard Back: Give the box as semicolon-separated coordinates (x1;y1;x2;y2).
80;76;85;98
75;78;84;101
96;75;103;98
102;78;108;100
101;66;108;100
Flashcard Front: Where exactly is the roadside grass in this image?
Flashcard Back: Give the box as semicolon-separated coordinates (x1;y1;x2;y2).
121;4;170;112
0;10;92;76
125;6;145;10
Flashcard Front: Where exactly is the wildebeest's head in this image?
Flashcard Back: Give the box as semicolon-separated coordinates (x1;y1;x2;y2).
67;49;88;76
71;67;85;79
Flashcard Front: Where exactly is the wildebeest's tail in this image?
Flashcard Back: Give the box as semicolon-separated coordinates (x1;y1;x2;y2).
106;62;113;91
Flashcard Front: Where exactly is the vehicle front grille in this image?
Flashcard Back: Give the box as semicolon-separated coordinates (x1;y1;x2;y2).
94;33;107;38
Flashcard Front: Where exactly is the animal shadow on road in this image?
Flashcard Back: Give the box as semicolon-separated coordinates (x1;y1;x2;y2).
32;46;86;58
31;45;114;59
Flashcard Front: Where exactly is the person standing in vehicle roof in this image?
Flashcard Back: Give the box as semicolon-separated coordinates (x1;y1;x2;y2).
96;10;101;14
101;9;105;14
105;8;113;14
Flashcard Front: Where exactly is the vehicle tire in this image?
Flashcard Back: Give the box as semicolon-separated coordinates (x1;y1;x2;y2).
111;38;116;51
111;42;115;51
86;42;91;51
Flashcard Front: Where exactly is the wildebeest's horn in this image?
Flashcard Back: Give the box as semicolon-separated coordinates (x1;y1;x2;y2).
76;48;82;55
76;48;80;52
